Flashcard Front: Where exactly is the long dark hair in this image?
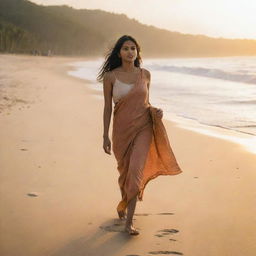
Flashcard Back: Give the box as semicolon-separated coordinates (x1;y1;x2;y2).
97;35;142;82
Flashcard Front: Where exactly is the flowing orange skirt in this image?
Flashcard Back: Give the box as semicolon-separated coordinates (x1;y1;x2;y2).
112;68;183;214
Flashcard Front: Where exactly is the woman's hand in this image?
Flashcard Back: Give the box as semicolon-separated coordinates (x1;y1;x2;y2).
103;136;111;155
156;108;163;119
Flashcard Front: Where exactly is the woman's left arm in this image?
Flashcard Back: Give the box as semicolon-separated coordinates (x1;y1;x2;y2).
145;69;151;106
146;69;163;118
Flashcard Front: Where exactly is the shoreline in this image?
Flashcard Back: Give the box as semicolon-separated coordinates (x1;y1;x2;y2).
65;60;256;155
1;54;256;256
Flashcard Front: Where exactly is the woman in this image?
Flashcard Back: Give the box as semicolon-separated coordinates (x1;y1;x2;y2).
97;35;183;236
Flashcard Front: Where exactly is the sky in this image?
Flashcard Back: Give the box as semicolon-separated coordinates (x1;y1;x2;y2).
30;0;256;40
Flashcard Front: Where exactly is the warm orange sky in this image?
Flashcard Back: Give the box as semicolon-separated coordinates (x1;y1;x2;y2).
31;0;256;39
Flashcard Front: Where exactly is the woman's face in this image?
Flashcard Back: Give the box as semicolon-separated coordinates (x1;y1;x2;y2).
119;40;138;63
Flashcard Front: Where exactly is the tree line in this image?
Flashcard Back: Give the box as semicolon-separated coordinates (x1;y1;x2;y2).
0;0;255;57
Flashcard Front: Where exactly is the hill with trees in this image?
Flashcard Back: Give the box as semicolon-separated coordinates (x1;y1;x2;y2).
0;0;255;57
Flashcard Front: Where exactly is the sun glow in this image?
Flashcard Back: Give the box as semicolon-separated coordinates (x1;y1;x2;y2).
31;0;256;39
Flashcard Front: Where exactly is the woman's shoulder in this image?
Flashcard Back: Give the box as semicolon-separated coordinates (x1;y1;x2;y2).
142;68;151;81
103;70;115;84
111;67;121;72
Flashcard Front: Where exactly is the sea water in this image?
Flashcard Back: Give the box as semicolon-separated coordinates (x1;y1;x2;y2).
67;56;256;153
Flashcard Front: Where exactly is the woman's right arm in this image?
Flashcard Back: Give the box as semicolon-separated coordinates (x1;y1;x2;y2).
103;72;113;154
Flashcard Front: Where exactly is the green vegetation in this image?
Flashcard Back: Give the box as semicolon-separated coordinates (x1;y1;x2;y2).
0;0;255;57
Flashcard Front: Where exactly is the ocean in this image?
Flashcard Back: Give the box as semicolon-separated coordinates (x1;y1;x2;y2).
67;56;256;153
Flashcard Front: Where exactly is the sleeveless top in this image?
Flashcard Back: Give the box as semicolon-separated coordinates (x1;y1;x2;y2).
112;71;135;104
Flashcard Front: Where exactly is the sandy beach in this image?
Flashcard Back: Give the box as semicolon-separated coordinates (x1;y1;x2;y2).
0;54;256;256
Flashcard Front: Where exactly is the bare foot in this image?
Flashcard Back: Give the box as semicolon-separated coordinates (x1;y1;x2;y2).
117;210;126;220
125;224;140;235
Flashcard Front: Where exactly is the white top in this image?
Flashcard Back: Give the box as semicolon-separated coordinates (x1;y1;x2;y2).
112;78;134;104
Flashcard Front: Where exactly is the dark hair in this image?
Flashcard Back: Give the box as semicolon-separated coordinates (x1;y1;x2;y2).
97;35;142;82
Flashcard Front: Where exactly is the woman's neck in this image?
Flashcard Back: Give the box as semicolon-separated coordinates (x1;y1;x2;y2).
119;62;137;72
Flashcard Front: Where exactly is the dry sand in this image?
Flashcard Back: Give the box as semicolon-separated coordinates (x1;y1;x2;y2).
0;54;255;256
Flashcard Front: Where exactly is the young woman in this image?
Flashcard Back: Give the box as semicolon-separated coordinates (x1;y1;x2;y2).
97;35;182;236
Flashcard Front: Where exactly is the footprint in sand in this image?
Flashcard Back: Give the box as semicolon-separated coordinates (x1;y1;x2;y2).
159;229;179;234
156;213;174;215
27;192;38;197
148;251;183;255
99;222;127;232
155;229;179;238
134;213;151;216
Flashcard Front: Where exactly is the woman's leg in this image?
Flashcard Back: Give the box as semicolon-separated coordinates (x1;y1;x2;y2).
125;195;138;234
126;195;137;224
125;125;153;234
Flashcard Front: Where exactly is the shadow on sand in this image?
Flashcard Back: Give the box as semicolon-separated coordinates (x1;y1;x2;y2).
49;218;138;256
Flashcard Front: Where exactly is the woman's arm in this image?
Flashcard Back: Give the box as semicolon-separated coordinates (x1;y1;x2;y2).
103;71;113;154
145;69;151;106
145;69;163;118
103;71;113;138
